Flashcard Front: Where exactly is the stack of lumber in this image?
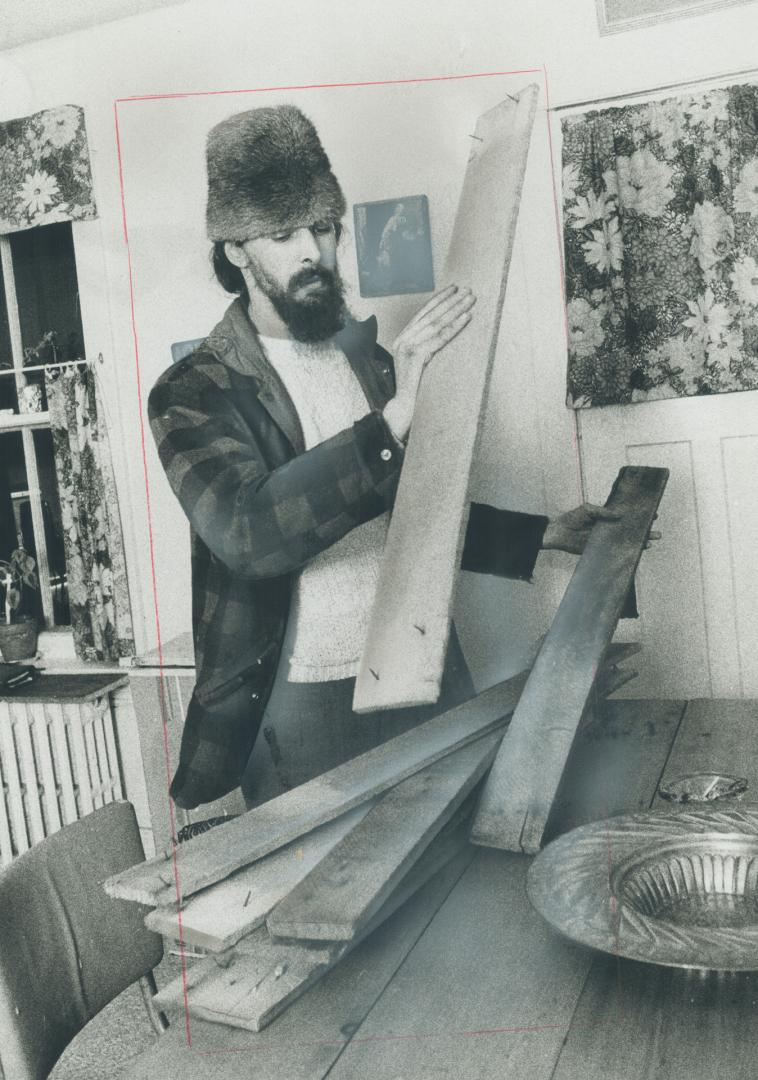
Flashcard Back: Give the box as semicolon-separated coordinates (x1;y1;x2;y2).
104;644;638;1034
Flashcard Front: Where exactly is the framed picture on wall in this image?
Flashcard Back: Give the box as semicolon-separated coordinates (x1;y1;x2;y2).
596;0;757;35
353;194;434;297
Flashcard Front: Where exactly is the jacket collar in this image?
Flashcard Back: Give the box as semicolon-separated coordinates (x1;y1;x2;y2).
205;298;388;453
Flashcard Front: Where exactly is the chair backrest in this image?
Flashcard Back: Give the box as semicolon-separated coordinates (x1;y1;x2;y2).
170;338;204;365
0;801;163;1080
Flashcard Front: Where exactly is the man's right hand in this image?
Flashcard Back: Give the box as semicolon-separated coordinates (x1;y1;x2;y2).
383;284;476;443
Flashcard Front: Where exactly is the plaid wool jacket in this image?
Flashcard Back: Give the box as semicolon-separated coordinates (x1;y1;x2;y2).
149;298;548;808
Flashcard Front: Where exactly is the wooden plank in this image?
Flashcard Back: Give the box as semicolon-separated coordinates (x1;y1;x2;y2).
329;698;682;1080
268;734;500;942
145;804;376;951
550;698;758;1078
653;698;758;806
354;85;539;713
154;812;473;1032
11;704;45;845
104;670;529;907
47;703;78;824
328;849;591;1080
119;852;472;1080
143;660;639;950
542;699;686;844
471;465;668;853
551;950;758;1079
29;702;62;834
604;641;641;666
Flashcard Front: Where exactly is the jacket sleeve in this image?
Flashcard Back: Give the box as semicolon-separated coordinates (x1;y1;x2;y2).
462;503;548;581
148;361;402;579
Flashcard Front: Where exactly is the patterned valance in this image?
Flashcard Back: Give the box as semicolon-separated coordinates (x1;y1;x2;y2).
0;105;97;234
562;83;758;407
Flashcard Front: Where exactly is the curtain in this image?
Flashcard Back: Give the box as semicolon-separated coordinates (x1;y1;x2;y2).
562;83;758;407
0;106;96;234
44;367;134;662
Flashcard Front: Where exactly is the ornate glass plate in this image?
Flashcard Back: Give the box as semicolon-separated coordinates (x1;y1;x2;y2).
527;807;758;970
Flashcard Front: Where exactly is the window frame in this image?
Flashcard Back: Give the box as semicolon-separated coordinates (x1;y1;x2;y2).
0;232;68;633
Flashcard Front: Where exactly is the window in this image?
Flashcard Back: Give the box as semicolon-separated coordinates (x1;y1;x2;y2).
0;222;86;630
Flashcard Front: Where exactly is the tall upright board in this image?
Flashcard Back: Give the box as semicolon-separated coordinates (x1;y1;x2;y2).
353;85;540;713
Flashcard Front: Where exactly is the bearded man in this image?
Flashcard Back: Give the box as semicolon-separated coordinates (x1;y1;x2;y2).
149;105;616;810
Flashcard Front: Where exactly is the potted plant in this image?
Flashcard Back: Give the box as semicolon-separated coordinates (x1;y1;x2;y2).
0;548;39;661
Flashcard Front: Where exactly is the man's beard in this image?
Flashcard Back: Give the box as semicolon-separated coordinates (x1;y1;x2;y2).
253;263;347;343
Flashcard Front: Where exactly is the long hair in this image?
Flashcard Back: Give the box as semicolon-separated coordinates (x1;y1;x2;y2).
211;241;248;298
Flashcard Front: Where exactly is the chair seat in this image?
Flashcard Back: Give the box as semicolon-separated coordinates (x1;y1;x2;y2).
116;1023;243;1080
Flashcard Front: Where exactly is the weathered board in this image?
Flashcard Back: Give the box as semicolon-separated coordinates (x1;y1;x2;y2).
104;670;529;906
122;850;472;1080
653;698;758;806
328;699;683;1080
543;698;687;844
153;812;474;1032
145;804;374;951
471;465;668;853
353;85;540;712
267;734;500;942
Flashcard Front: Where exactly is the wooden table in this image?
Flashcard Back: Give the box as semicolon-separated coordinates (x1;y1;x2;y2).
123;698;758;1080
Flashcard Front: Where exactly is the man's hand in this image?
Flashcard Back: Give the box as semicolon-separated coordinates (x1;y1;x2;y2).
542;502;661;556
383;284;476;443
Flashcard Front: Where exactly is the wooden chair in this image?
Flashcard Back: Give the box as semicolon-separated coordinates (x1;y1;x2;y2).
0;801;167;1080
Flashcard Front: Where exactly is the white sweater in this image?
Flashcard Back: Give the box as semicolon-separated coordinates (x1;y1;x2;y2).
260;335;389;682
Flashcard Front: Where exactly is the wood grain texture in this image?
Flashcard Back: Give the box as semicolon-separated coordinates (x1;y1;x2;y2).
471;465;668;854
327;699;683;1080
551;954;758;1080
653;698;758;807
153;816;473;1032
267;734;500;942
122;852;472;1080
145;805;375;950
549;699;758;1079
104;670;528;906
354;85;539;713
543;699;686;844
327;849;593;1080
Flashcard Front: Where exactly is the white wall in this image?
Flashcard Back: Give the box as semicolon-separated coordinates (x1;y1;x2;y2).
2;0;758;690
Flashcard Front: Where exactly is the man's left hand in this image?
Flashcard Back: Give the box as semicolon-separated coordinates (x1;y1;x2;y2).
541;502;662;556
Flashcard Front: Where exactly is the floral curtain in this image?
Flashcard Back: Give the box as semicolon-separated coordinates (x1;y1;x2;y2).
562;83;758;407
0;105;97;233
44;367;134;662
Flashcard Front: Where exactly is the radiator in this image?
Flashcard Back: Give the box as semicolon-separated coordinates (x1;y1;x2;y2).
0;696;123;865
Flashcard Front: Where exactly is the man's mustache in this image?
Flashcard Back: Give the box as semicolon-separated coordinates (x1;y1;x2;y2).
288;266;336;292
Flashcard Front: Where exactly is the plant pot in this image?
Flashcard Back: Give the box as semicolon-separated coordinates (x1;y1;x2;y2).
0;615;38;661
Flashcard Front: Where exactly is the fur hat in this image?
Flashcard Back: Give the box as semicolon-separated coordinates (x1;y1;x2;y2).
205;105;346;241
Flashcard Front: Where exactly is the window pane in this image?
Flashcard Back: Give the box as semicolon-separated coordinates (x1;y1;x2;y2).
0;428;70;628
10;222;85;362
0;258;17;414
